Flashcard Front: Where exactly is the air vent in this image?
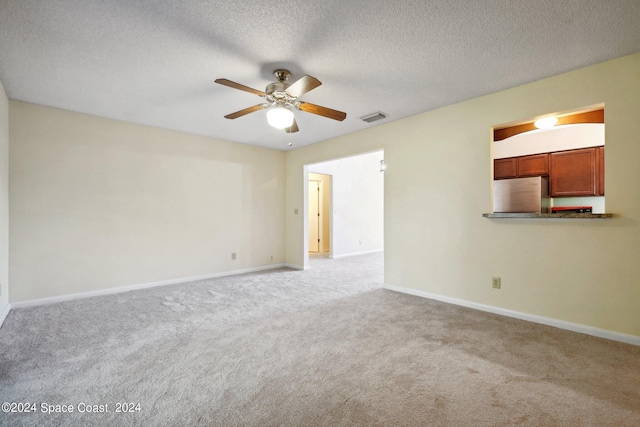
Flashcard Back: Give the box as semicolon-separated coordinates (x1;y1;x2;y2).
360;112;388;123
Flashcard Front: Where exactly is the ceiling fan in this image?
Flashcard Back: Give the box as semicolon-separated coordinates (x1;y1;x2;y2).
215;69;347;133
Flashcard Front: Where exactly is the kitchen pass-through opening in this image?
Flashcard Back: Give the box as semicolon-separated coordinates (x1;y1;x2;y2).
491;107;605;214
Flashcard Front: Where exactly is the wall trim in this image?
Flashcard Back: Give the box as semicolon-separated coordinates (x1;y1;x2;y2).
330;249;383;259
384;284;640;347
10;263;287;310
0;304;10;329
285;263;307;270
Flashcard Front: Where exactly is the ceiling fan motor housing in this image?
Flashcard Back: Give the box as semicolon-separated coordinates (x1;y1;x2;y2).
266;69;293;100
265;81;290;98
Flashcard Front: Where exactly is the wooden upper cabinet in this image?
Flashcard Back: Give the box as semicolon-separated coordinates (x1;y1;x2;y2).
494;148;604;197
495;154;548;179
550;148;596;197
517;153;549;177
494;157;517;179
596;146;605;196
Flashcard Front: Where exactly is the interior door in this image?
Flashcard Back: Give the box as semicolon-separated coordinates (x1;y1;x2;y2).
308;180;320;252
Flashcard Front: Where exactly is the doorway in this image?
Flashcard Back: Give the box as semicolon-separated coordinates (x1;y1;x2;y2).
304;150;384;267
308;173;331;254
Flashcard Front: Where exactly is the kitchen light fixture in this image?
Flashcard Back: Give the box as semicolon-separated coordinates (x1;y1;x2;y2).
534;116;558;129
380;160;386;172
267;105;294;129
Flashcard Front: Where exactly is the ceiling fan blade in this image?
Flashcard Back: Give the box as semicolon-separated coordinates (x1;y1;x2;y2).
285;75;322;98
285;118;299;133
224;104;268;119
215;78;265;97
298;102;347;121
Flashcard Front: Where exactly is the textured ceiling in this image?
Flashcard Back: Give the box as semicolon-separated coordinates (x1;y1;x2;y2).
1;0;639;151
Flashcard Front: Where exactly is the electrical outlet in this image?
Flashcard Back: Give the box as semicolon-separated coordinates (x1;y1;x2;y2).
231;252;236;260
492;277;501;289
270;255;273;261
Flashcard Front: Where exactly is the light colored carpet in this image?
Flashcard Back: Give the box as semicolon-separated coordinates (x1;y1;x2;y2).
1;252;639;426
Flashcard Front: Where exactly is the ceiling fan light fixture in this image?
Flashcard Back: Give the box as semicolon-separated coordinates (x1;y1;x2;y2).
267;106;294;129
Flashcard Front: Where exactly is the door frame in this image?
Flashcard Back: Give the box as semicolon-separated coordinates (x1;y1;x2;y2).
303;167;335;268
308;179;322;253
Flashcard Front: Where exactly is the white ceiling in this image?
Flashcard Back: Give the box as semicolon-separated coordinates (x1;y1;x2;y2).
1;0;639;151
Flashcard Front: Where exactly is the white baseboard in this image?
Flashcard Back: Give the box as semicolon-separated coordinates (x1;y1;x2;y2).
0;303;10;329
330;249;383;260
10;263;286;310
384;284;640;347
285;263;307;270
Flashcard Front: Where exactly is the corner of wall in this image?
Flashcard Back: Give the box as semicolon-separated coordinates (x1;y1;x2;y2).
0;79;10;326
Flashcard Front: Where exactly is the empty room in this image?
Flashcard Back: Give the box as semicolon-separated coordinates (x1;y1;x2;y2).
1;1;640;426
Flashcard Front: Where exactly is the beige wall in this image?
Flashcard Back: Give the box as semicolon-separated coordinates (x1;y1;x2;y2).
9;102;286;302
286;53;640;338
0;81;9;317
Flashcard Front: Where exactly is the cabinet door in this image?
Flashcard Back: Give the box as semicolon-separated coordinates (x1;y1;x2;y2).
494;157;517;179
550;148;596;197
596;146;605;196
517;153;549;177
